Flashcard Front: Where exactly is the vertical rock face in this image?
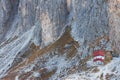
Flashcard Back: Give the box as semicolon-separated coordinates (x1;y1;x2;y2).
71;0;110;57
72;0;109;42
109;0;120;53
0;0;120;79
0;0;68;46
38;0;68;46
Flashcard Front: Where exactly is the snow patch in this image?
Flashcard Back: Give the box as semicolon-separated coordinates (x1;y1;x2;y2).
15;76;19;80
33;71;40;78
0;26;37;78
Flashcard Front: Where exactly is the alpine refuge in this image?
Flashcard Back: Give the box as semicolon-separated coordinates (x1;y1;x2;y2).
93;50;105;65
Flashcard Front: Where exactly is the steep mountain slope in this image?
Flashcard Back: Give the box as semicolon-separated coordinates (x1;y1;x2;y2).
65;57;120;80
0;0;120;80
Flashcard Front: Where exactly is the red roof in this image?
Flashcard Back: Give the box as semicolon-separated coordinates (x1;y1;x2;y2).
93;50;105;57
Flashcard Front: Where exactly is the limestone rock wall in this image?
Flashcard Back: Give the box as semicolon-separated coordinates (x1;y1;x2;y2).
0;0;120;79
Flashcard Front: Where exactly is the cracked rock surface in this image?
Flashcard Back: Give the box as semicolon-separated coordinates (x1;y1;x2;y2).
0;0;120;80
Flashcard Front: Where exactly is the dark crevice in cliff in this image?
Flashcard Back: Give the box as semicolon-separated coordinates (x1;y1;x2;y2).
4;0;19;28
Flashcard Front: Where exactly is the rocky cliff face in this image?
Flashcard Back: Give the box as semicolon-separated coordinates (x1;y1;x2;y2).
109;0;120;53
71;0;110;57
0;0;120;80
